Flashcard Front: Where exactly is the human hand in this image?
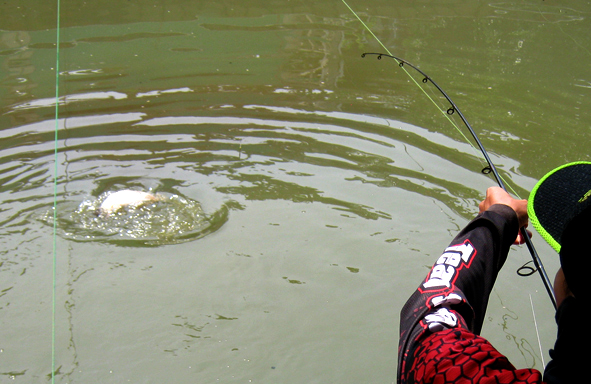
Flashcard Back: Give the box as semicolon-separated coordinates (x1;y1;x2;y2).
479;187;530;244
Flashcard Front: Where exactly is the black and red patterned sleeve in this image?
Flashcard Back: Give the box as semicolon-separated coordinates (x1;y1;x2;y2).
397;204;542;383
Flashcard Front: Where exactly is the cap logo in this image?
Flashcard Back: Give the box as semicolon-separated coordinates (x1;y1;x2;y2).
578;189;591;203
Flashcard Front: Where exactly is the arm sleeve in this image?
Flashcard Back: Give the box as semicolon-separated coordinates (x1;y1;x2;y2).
397;204;520;381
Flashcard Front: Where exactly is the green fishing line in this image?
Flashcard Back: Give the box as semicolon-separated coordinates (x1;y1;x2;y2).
341;0;520;198
52;0;61;381
341;0;555;309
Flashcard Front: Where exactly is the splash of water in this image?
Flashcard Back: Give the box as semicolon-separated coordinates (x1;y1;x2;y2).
44;191;228;246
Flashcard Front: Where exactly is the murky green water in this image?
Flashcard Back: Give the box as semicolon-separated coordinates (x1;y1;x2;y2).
1;1;590;382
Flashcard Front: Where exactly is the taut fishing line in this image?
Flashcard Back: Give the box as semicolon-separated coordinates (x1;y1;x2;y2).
52;0;61;381
341;0;557;309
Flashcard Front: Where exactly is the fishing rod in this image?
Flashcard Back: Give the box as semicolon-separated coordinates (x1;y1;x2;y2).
361;52;557;310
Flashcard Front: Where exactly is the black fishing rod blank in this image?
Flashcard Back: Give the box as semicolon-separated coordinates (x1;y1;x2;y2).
362;52;557;309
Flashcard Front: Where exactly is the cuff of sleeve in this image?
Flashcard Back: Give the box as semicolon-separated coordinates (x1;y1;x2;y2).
481;204;519;249
487;204;519;224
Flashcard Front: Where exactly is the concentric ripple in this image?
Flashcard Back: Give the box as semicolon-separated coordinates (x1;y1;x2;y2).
41;191;229;246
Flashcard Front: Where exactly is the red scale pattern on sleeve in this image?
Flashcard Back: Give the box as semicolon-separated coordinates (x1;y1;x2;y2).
404;328;544;384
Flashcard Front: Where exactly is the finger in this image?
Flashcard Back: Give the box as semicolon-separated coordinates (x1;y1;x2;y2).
513;229;532;245
513;232;523;245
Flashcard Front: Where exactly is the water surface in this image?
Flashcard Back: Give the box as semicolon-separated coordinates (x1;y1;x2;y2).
1;0;590;382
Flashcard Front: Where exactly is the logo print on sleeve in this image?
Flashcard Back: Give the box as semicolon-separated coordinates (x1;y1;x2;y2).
422;240;476;290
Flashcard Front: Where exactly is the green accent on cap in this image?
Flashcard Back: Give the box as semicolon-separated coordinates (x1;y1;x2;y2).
528;161;591;254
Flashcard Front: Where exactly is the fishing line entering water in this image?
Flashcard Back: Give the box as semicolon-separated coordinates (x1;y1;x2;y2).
529;294;545;367
52;0;61;381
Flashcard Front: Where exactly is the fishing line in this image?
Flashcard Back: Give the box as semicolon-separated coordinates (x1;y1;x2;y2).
341;0;557;309
52;0;61;381
341;1;479;165
360;52;514;190
529;294;546;367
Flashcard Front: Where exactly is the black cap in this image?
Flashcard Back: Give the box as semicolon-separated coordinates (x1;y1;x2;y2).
528;161;591;298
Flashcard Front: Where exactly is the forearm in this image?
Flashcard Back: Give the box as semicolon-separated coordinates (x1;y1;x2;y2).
404;204;519;331
398;204;520;381
447;204;519;331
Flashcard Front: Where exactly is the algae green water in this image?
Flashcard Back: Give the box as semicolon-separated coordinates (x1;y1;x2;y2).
1;1;590;382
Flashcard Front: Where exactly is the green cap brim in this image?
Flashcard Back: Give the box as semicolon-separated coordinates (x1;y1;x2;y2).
528;161;591;253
